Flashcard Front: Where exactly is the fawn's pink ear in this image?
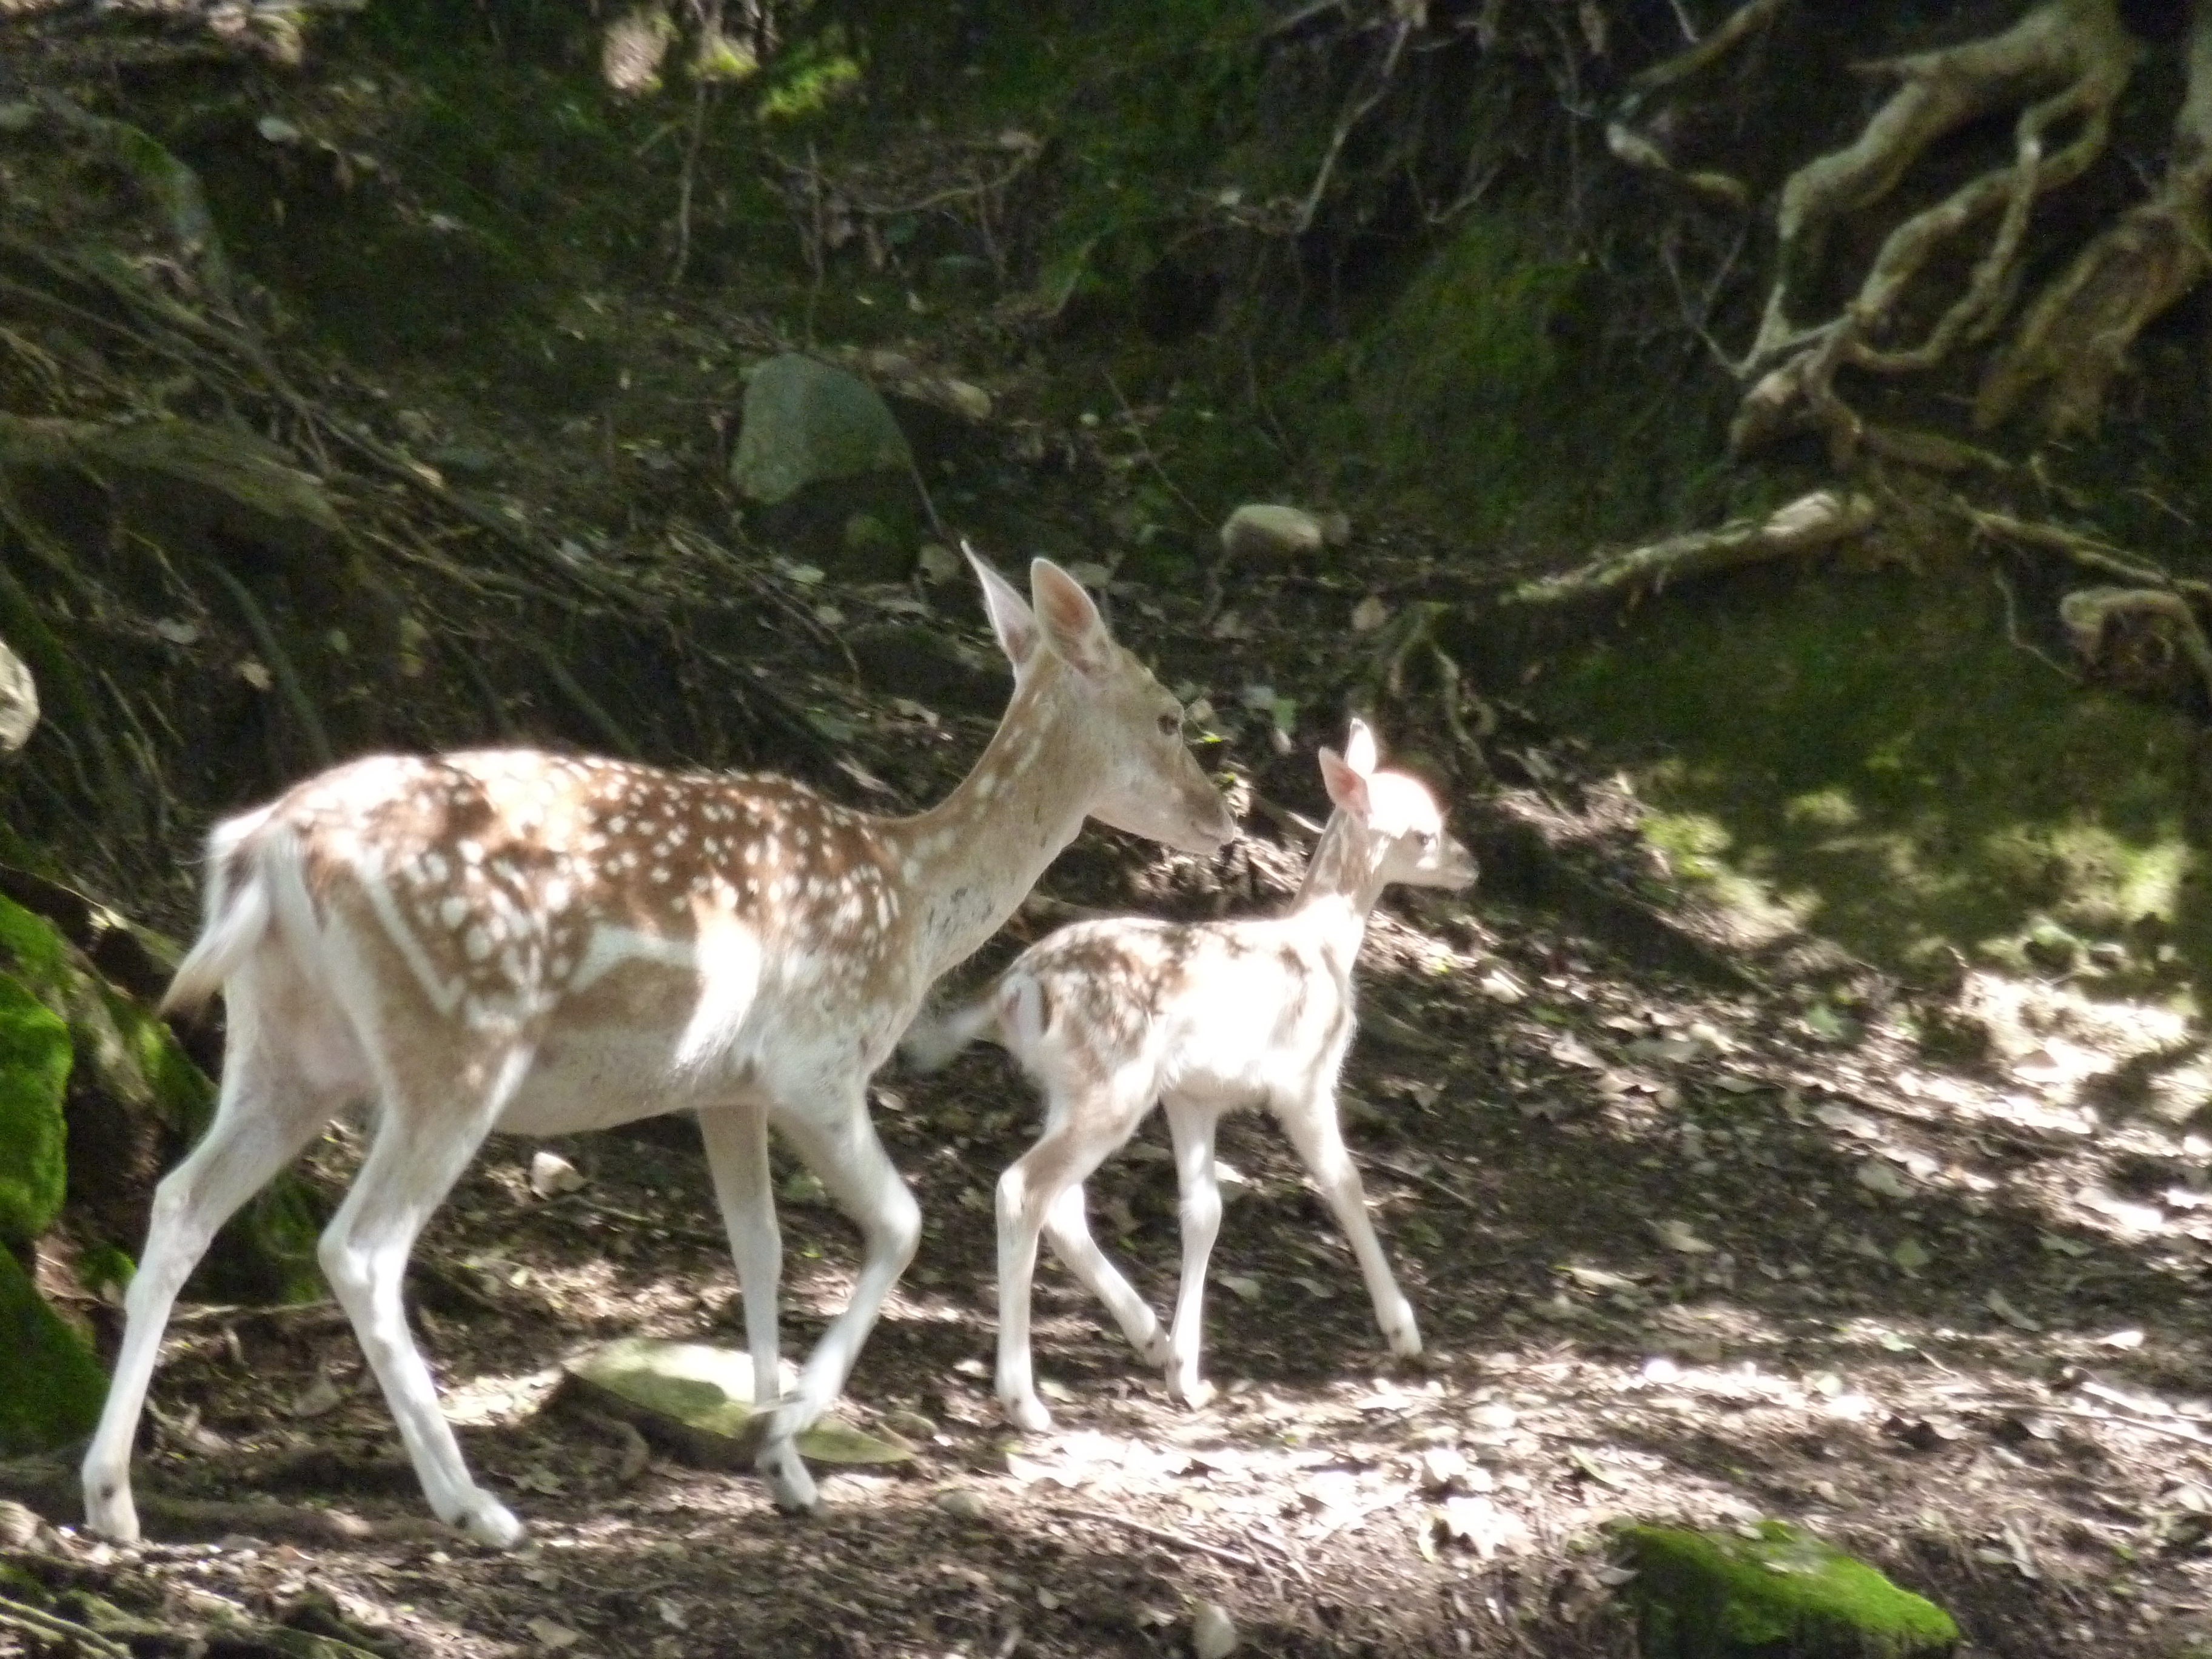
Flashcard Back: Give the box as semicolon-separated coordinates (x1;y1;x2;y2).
1030;558;1115;674
1343;717;1378;777
1318;745;1372;817
971;546;1041;672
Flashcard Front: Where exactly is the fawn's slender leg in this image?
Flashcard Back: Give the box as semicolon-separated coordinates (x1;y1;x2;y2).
1161;1097;1226;1407
755;1086;920;1509
82;1037;335;1541
1276;1088;1421;1358
697;1104;784;1417
1037;1183;1171;1366
319;1040;537;1547
998;1082;1161;1429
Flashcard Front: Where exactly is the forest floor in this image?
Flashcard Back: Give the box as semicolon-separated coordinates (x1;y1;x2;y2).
15;789;2212;1658
8;10;2212;1658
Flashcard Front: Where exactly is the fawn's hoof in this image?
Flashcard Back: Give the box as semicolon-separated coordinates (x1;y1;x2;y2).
82;1481;141;1545
454;1492;526;1549
1002;1392;1054;1433
1166;1373;1216;1411
759;1439;820;1513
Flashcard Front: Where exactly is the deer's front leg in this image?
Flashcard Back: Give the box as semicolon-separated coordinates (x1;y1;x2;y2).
697;1104;799;1500
758;1090;920;1509
1280;1091;1420;1359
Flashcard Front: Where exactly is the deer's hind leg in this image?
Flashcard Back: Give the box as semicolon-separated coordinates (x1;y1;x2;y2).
83;987;354;1541
999;1076;1161;1431
318;1026;541;1547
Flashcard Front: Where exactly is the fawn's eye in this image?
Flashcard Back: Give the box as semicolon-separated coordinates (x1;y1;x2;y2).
1158;711;1181;736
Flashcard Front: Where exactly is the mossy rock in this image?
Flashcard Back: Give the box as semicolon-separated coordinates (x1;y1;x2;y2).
731;354;913;506
1615;1521;1959;1658
0;1242;104;1456
0;895;322;1302
0;970;70;1247
562;1337;914;1469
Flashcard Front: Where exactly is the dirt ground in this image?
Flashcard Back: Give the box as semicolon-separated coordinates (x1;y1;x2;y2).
13;830;2212;1657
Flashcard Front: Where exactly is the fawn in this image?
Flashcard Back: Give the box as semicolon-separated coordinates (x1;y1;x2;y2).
903;718;1474;1430
82;554;1236;1546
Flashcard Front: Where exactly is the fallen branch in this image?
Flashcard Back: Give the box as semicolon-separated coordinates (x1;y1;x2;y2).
1054;1504;1271;1575
1505;489;1875;606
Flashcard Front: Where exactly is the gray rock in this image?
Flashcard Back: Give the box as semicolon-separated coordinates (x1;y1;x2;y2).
731;354;913;505
1218;503;1351;561
0;638;35;754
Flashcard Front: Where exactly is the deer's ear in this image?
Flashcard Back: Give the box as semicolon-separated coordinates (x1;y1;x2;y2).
971;547;1041;672
1343;717;1379;777
1318;745;1371;817
1030;558;1115;675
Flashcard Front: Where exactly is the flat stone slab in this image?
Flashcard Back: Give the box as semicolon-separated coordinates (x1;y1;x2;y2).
561;1338;914;1469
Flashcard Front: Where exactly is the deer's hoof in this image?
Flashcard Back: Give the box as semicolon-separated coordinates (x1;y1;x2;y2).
1002;1393;1054;1433
760;1440;820;1513
82;1482;141;1545
456;1492;526;1550
1167;1373;1216;1411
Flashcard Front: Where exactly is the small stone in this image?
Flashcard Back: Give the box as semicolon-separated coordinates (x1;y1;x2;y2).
1218;503;1350;561
935;1487;988;1521
1191;1599;1239;1659
529;1150;585;1198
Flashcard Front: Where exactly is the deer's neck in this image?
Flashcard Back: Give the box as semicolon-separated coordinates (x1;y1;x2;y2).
882;663;1095;981
1289;810;1383;970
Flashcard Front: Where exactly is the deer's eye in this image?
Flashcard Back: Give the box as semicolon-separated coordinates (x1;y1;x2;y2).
1158;711;1181;736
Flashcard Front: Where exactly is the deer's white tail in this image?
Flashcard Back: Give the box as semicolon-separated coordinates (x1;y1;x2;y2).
899;994;1003;1074
159;806;284;1014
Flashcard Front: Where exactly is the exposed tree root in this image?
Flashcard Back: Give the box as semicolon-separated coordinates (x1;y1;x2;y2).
1617;1;2212;452
1504;488;1875;607
1978;2;2212;434
2057;586;2212;705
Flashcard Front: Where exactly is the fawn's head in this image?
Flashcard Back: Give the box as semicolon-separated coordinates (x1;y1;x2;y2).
972;552;1237;856
1318;718;1477;891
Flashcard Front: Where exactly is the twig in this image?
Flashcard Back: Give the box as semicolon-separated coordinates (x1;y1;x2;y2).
203;560;333;767
1295;13;1415;233
672;80;709;286
1370;1154;1480;1210
1990;570;2077;683
527;637;642;758
1054;1504;1270;1574
1102;370;1206;528
2019;1405;2212;1449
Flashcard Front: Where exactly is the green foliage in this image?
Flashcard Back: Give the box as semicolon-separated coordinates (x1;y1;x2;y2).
1534;560;2209;993
1291;209;1734;546
1617;1520;1959;1657
0;1243;104;1456
0;972;70;1247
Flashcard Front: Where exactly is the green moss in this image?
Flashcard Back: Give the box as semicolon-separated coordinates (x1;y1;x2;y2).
1532;559;2210;996
1289;210;1737;545
0;1243;104;1456
0;894;324;1302
0;971;70;1246
1617;1521;1958;1657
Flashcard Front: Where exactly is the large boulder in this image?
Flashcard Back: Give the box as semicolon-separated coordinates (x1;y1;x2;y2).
730;354;913;506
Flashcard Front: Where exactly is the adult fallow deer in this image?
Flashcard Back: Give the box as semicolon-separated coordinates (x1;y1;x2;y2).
83;554;1236;1546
